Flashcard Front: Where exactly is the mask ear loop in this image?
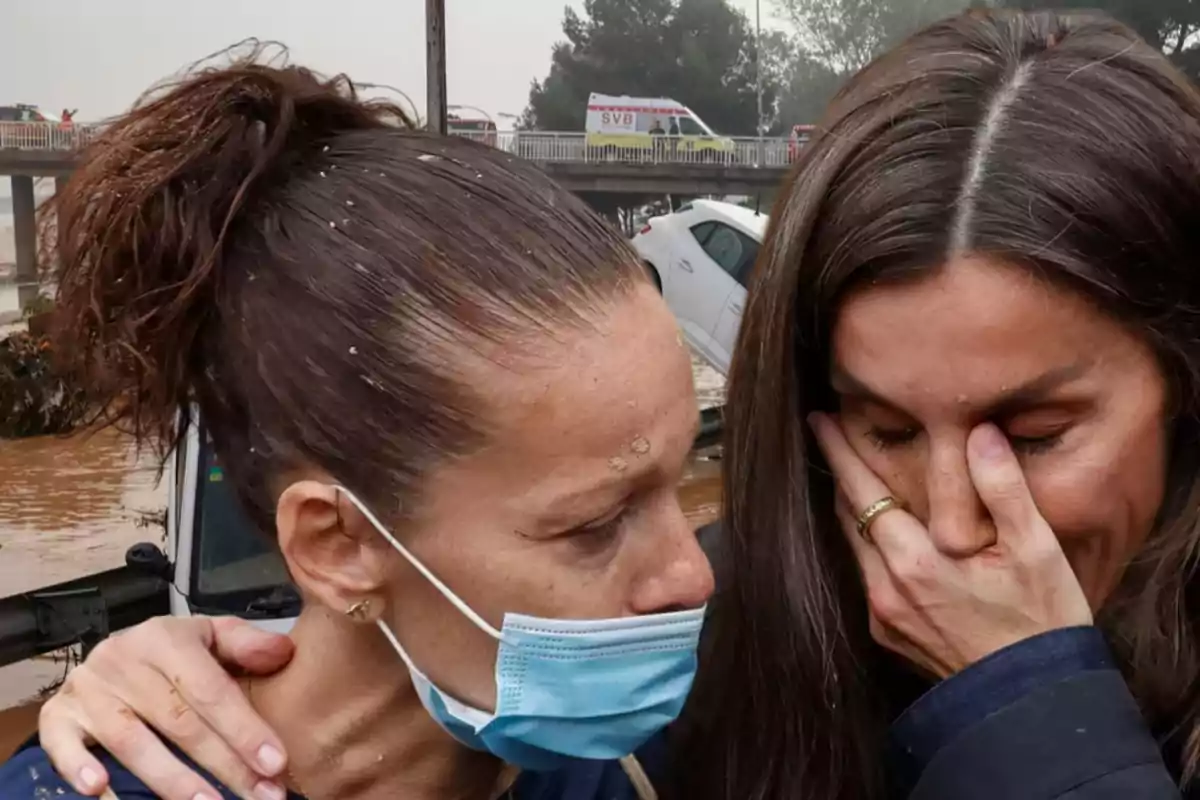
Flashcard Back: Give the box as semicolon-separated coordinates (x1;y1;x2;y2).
332;486;505;641
619;755;659;800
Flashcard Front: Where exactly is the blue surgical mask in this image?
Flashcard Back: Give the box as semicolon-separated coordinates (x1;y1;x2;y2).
336;487;705;772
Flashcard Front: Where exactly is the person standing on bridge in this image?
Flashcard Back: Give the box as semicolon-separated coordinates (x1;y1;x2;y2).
649;117;666;161
19;9;1200;800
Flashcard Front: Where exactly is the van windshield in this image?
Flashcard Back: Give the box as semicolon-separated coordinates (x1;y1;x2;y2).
192;433;294;614
682;111;717;136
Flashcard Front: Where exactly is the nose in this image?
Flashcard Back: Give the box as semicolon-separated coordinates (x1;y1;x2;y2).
919;436;995;556
629;495;716;614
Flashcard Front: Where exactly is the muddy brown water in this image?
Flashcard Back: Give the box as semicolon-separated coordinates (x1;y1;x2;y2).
0;354;725;758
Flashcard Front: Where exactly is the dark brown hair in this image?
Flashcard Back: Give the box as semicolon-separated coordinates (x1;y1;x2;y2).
676;9;1200;799
48;42;642;532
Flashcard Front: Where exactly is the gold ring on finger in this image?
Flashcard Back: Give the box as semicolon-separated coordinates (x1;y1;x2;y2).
856;496;901;541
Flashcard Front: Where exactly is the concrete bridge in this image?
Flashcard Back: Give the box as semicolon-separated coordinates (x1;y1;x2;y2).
0;122;795;310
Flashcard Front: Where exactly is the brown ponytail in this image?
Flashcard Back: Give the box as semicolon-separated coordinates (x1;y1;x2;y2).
50;40;412;456
48;41;637;531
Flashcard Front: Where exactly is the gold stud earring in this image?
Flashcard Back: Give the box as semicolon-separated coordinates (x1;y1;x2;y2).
345;599;371;621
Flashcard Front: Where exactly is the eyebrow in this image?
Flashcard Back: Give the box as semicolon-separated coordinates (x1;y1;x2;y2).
829;360;1094;418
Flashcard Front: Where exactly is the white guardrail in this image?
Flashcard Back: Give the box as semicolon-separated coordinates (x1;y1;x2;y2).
0;122;798;168
0;122;99;151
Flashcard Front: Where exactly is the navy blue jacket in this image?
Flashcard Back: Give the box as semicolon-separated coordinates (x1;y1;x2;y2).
0;627;1188;798
888;625;1186;798
0;735;661;800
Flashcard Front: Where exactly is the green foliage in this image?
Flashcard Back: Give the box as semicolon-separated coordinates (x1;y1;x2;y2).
523;0;1200;143
1002;0;1200;78
524;0;777;135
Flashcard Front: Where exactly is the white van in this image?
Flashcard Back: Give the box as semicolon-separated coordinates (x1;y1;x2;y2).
584;93;734;160
164;419;297;633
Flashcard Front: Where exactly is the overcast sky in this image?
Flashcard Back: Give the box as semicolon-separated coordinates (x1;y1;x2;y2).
2;0;782;123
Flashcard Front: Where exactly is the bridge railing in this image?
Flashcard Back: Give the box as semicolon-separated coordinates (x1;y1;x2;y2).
452;131;796;167
0;122;98;151
0;122;797;167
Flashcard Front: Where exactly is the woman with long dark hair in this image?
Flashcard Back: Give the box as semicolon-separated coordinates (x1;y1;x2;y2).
18;8;1200;799
677;8;1200;798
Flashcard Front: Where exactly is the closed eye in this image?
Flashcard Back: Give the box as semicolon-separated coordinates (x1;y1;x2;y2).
865;426;918;449
866;426;1068;455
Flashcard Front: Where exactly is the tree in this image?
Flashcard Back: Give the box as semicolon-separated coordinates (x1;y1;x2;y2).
768;0;976;126
775;0;975;74
1003;0;1200;78
523;0;780;136
762;31;844;126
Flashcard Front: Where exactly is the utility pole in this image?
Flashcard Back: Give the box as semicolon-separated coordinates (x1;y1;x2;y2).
426;0;448;134
755;0;764;136
755;0;765;165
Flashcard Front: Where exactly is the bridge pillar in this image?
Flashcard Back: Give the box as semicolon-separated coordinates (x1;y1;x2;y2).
11;175;39;310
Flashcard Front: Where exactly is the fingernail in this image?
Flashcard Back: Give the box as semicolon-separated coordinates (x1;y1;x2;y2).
78;766;100;790
257;743;286;773
972;425;1007;460
193;793;220;800
254;780;287;800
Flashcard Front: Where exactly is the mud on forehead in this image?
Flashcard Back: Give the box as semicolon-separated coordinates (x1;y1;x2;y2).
463;286;697;464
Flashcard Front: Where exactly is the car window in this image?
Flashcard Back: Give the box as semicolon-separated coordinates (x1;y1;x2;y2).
702;224;746;275
737;236;760;284
194;436;290;603
699;224;759;285
690;221;716;246
678;116;706;136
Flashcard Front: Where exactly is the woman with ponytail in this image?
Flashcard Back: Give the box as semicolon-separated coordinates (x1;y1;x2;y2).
0;43;712;800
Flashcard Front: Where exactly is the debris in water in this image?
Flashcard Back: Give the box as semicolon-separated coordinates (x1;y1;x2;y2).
0;330;89;438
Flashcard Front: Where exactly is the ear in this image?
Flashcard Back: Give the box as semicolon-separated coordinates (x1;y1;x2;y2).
276;480;393;614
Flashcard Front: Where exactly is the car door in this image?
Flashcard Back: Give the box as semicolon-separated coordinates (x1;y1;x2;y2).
168;417;201;617
664;219;729;362
712;233;759;372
